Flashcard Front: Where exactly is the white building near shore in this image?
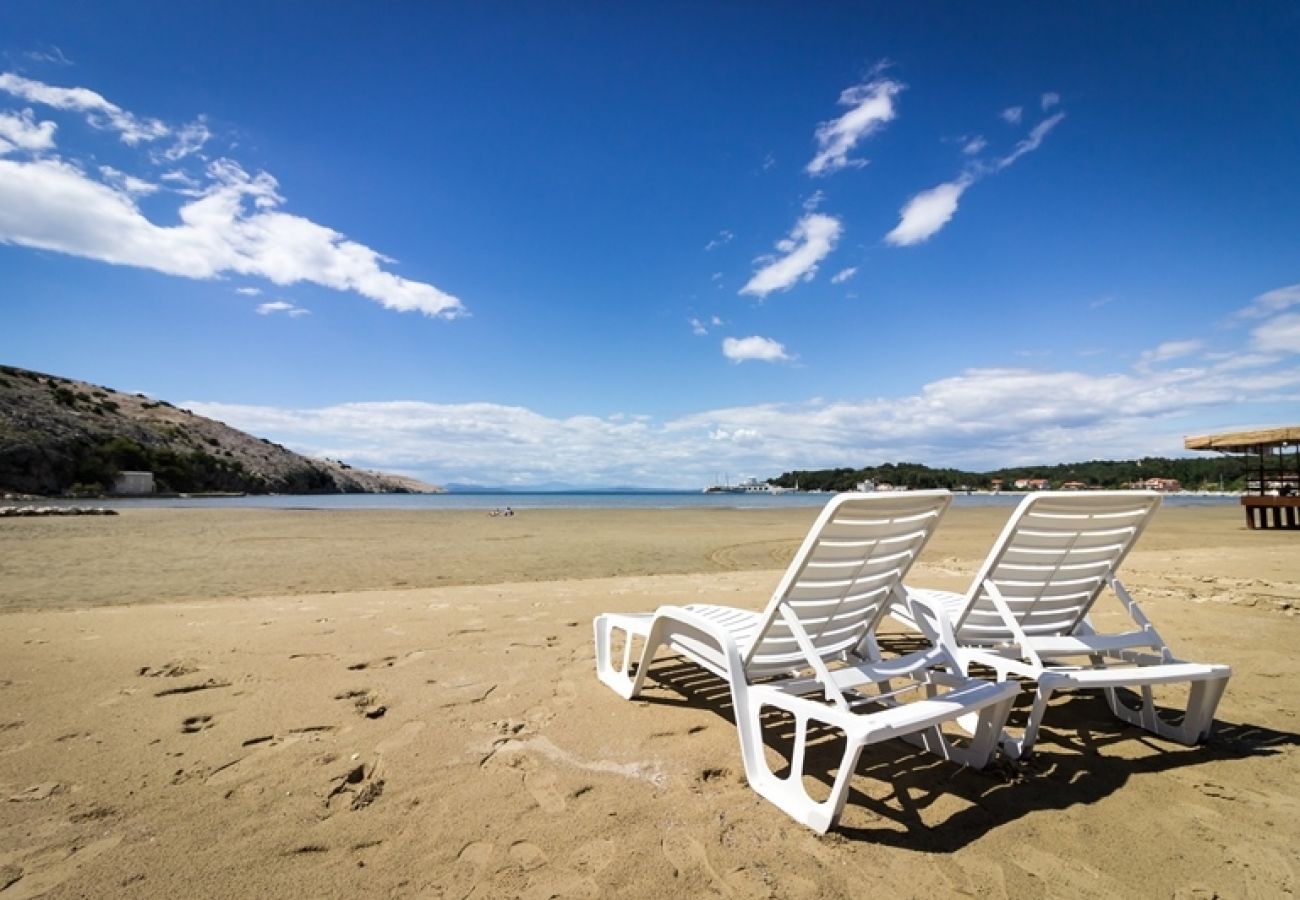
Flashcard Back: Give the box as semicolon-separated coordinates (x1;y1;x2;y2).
112;471;155;495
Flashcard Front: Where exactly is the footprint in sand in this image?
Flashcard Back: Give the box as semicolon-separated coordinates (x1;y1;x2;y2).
569;838;616;875
508;841;548;872
553;680;577;707
154;678;231;698
2;834;122;899
521;872;599;899
139;661;199;678
661;831;730;893
1223;842;1297;894
458;841;494;869
325;761;385;813
204;727;337;788
96;688;141;707
393;649;426;668
432;679;497;709
1194;781;1239;801
1173;887;1220;900
1;865;21;892
694;767;733;790
8;782;63;802
524;705;556;729
523;766;566;814
181;714;214;734
335;689;386;719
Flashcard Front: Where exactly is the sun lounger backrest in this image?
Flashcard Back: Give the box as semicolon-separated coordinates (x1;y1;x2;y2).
745;491;951;675
952;491;1161;645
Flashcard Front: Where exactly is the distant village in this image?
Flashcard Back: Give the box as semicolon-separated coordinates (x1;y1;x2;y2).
853;476;1185;493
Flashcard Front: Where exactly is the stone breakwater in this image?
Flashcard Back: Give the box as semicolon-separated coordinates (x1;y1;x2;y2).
0;506;118;517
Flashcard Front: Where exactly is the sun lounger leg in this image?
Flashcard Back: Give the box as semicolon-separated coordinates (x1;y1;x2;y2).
1104;672;1230;745
735;691;865;834
737;678;1018;832
903;690;1016;768
1002;681;1058;760
593;614;656;700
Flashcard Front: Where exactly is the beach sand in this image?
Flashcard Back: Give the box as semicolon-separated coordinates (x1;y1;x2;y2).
0;504;1297;897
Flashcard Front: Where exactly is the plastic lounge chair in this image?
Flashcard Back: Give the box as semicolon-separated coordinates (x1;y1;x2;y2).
593;490;1019;833
890;491;1231;759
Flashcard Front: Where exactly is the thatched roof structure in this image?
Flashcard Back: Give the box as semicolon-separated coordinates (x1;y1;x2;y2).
1184;427;1300;454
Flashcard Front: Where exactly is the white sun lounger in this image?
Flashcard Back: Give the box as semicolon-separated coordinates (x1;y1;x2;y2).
594;490;1019;833
890;491;1231;759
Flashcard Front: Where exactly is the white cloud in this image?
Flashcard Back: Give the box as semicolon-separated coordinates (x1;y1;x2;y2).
182;343;1300;488
235;286;262;296
0;108;57;154
689;315;724;335
0;72;168;145
884;176;972;246
256;299;310;318
1001;106;1024;125
740;212;842;298
98;165;157;196
1138;339;1204;367
186;399;676;488
704;229;733;251
177;287;1300;486
160;117;211;162
24;45;72;66
1041;92;1061;110
722;335;793;364
160;169;202;193
1235;283;1300;320
806;76;904;176
802;189;826;211
0;73;467;318
886;110;1064;247
0;156;465;317
830;266;858;284
1252;313;1300;354
710;427;761;443
962;136;987;155
994;112;1066;171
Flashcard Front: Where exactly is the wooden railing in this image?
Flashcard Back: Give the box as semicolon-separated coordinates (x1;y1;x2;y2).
1241;496;1300;530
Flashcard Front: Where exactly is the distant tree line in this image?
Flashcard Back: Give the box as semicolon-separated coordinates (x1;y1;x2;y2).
768;456;1252;492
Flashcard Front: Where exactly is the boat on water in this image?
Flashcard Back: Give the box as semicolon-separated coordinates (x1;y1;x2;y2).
703;476;791;495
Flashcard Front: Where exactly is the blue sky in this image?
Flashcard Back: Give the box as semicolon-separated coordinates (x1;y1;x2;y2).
3;3;1298;487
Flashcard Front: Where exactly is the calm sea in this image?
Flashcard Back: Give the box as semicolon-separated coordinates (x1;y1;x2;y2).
25;491;1240;511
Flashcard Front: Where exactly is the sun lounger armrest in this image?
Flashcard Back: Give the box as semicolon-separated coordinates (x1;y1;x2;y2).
1103;576;1175;662
648;605;743;645
644;605;750;677
903;590;968;676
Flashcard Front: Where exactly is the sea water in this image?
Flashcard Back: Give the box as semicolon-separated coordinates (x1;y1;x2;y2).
22;490;1240;512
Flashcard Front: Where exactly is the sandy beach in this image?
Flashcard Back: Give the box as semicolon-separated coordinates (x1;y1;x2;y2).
1;504;1297;898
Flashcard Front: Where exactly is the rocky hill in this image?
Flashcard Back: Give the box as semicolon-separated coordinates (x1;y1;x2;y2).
0;365;442;496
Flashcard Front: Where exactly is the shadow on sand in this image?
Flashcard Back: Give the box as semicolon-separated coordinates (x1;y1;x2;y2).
633;650;1298;849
